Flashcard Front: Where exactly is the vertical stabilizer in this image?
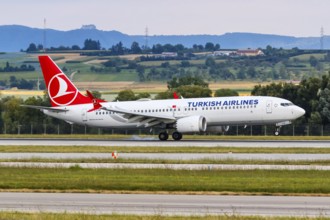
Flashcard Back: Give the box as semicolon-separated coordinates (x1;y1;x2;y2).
39;56;92;107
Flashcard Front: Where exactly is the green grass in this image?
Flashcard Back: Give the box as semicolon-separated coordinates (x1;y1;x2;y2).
1;212;329;220
1;167;330;195
290;53;326;61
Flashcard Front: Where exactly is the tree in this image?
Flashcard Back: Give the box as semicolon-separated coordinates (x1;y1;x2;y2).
71;45;81;50
180;61;190;68
130;42;142;54
318;88;330;124
2;97;24;133
136;65;146;82
136;92;151;99
152;44;164;54
309;56;318;67
111;42;125;55
205;42;215;51
26;43;37;52
214;44;220;51
167;76;208;90
115;90;137;101
176;85;212;98
90;91;102;99
83;39;101;50
205;57;216;67
214;89;239;97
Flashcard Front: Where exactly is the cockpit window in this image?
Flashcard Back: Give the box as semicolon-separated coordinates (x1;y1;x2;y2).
280;102;293;107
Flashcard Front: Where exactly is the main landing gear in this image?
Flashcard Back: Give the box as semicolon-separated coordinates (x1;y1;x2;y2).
158;131;182;141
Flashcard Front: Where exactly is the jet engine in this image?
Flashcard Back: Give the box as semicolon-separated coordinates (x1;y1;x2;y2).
176;115;207;133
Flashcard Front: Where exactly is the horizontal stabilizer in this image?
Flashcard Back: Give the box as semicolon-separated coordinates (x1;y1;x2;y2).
20;105;69;112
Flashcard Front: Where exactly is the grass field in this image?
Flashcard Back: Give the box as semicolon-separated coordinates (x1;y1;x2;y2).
0;80;261;95
0;52;282;95
1;167;330;195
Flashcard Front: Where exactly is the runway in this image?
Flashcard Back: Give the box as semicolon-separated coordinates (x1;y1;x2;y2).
1;193;330;216
1;138;330;216
1;152;330;161
1;138;330;148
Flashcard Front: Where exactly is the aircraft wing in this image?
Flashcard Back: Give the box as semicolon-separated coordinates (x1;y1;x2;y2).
101;106;176;127
21;105;69;113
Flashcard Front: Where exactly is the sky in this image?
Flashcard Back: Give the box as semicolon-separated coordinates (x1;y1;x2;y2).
1;0;329;37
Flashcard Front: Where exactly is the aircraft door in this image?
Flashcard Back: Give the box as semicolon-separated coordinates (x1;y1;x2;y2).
82;109;88;122
266;100;272;113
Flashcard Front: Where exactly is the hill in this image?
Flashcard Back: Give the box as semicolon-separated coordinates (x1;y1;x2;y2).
0;25;328;52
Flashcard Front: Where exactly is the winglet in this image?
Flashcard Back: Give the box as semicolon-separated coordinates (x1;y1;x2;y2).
173;92;179;99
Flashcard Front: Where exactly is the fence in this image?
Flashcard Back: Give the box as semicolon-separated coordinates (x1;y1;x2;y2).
1;123;330;136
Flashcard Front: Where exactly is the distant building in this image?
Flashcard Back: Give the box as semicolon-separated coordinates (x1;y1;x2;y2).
161;52;178;57
153;52;178;58
213;50;237;56
237;49;264;56
81;24;97;30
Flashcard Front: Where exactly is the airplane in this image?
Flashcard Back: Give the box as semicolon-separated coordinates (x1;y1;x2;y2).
22;55;305;141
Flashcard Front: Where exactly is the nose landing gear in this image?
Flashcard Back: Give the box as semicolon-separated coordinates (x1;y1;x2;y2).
274;126;281;136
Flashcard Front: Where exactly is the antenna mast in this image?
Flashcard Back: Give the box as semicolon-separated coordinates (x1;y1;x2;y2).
144;26;149;50
320;26;324;50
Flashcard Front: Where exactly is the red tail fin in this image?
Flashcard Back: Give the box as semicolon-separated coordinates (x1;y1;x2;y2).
39;56;92;107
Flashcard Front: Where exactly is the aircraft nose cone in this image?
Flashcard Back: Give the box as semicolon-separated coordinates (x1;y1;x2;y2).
295;106;305;118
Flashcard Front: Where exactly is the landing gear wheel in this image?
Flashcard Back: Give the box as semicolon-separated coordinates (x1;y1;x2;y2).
158;132;169;141
172;131;182;141
274;126;281;136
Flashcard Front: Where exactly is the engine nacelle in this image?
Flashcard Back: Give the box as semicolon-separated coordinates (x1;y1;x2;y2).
176;115;207;133
206;125;230;133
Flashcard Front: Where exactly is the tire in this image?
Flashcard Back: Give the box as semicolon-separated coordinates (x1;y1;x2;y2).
158;132;169;141
172;131;182;141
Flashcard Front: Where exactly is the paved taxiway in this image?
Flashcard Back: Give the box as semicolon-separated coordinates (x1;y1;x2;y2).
1;193;330;216
1;138;330;147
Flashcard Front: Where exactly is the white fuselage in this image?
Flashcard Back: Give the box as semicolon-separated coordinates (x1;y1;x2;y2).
43;96;305;131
